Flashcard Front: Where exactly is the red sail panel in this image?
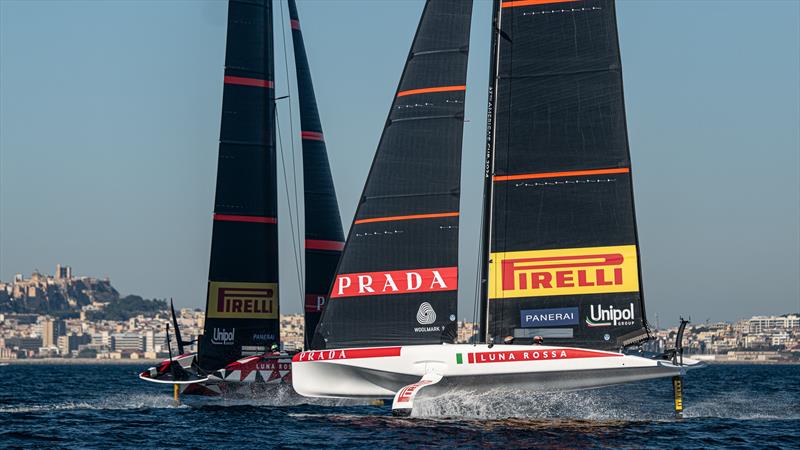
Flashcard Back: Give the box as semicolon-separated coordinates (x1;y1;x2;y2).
311;0;473;349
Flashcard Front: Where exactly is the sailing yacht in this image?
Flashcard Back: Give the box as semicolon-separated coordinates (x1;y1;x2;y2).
291;0;702;415
139;0;344;396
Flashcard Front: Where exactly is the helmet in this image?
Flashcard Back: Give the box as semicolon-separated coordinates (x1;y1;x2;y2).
270;344;279;352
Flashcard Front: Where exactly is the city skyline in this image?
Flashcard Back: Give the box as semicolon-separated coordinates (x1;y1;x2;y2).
1;0;798;323
1;264;797;327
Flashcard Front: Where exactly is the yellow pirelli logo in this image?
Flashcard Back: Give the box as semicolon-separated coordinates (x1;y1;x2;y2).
489;245;639;299
207;281;278;319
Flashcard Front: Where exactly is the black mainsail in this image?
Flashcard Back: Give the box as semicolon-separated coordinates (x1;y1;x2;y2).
287;0;345;348
312;0;473;349
198;0;279;372
482;0;649;350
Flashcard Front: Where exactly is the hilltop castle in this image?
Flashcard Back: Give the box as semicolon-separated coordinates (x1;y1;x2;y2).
0;265;118;313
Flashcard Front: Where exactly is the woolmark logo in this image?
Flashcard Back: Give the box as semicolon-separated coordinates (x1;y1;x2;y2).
586;303;636;327
331;267;457;298
416;302;436;325
488;246;639;299
211;328;235;345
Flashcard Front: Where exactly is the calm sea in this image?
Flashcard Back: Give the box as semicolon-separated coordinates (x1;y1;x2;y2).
0;363;797;449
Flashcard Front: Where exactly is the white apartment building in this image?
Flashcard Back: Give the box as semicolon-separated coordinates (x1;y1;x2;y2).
746;315;800;333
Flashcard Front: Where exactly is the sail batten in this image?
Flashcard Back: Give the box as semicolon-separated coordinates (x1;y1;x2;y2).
312;0;473;350
485;0;649;350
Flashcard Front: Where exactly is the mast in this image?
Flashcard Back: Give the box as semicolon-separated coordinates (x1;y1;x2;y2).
311;0;473;350
198;0;279;372
478;0;503;344
485;0;649;350
287;0;345;350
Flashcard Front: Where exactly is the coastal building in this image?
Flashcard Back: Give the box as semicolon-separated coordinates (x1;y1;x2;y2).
3;336;42;353
111;333;145;352
456;320;478;343
58;333;91;355
745;315;800;333
40;317;66;347
55;264;72;280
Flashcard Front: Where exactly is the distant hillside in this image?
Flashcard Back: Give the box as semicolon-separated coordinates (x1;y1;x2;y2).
0;267;166;319
0;270;118;314
84;295;167;321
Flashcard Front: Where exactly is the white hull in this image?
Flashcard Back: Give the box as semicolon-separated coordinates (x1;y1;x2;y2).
292;344;701;400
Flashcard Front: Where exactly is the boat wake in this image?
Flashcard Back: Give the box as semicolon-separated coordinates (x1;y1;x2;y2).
0;393;187;414
409;387;800;421
183;385;372;408
683;393;800;421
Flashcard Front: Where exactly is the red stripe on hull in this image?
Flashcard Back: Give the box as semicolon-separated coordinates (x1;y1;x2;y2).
223;76;274;88
292;347;402;362
213;214;277;224
305;239;344;251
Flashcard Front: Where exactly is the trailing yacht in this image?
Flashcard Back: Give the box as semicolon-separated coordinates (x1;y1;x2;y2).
139;0;344;397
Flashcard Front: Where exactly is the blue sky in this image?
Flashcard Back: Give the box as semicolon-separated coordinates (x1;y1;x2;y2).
1;0;798;324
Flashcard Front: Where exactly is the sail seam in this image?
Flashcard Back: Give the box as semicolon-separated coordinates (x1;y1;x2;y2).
231;0;268;7
219;139;270;147
390;114;463;123
364;191;458;201
411;47;467;57
499;67;616;80
494;167;630;182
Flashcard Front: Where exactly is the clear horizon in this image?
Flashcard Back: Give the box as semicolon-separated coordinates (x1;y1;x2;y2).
1;0;798;324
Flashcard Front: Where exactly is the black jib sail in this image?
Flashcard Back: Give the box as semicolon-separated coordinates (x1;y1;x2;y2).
483;0;649;350
312;0;473;349
287;0;345;349
198;0;279;372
